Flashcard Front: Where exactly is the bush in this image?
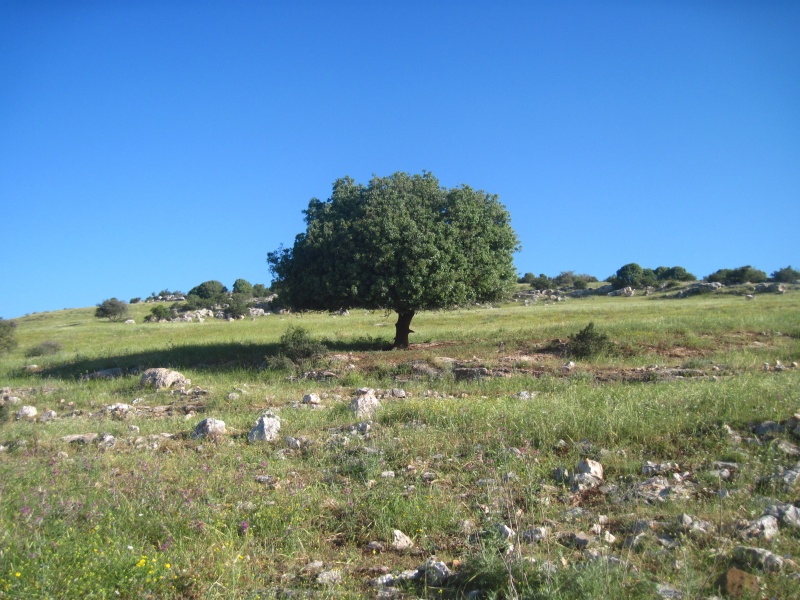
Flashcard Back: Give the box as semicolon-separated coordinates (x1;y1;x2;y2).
707;265;767;285
149;304;172;321
771;265;800;283
528;273;553;290
130;297;141;304
566;322;614;359
0;318;18;355
279;326;327;363
26;340;62;357
518;272;535;284
252;283;270;297
95;298;129;322
226;294;251;318
188;280;227;300
232;278;254;297
263;354;297;372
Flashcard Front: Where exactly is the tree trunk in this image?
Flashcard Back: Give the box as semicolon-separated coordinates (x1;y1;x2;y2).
393;311;415;348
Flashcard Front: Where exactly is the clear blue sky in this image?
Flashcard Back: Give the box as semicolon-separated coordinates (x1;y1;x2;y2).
2;1;798;318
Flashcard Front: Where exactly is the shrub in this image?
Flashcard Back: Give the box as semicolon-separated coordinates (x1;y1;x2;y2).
0;318;18;355
26;340;62;357
252;283;270;297
279;325;327;363
130;297;142;304
518;272;535;284
232;278;254;297
263;354;297;372
771;265;800;283
707;265;767;285
528;273;553;290
188;280;227;300
95;298;129;322
566;322;614;359
226;294;251;318
149;304;172;321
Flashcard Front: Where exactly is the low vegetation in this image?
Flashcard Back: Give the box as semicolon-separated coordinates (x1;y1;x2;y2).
1;286;799;598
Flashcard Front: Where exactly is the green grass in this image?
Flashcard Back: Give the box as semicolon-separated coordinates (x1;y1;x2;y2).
1;290;799;598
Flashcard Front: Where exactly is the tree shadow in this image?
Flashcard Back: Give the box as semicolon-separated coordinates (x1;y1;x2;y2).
34;342;278;379
32;336;394;379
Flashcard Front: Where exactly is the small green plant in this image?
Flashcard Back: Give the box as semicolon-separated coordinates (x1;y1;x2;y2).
278;325;328;363
263;354;297;372
149;304;172;321
566;322;614;358
25;340;62;357
0;318;17;354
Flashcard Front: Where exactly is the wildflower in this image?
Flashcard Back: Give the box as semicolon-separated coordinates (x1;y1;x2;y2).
164;563;170;569
15;573;21;578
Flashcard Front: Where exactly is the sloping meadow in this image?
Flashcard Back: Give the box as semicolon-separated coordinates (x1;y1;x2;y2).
1;290;799;598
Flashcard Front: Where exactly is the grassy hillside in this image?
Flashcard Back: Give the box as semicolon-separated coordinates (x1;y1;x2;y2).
1;289;799;598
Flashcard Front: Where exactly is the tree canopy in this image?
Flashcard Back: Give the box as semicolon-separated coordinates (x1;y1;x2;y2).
268;172;520;347
95;298;129;322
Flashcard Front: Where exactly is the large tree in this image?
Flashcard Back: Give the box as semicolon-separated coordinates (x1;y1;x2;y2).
268;172;520;347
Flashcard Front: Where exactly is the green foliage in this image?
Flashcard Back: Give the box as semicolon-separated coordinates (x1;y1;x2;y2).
25;340;62;357
226;293;251;318
566;322;614;358
707;265;768;285
252;283;270;297
0;318;18;355
129;297;141;304
771;265;800;283
611;263;694;288
528;273;553;289
188;280;228;300
278;325;328;363
94;298;129;322
148;304;172;321
518;272;535;284
609;262;644;289
268;171;519;345
232;278;254;297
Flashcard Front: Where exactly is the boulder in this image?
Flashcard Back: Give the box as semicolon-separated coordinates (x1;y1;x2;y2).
15;405;37;420
350;388;380;419
391;529;414;551
248;412;281;442
192;418;226;439
140;368;191;390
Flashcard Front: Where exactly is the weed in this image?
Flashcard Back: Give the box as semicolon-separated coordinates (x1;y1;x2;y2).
566;322;614;359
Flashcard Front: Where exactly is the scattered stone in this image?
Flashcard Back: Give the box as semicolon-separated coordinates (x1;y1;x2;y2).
140;368;191;390
554;466;570;483
521;527;549;543
98;433;117;449
632;476;693;503
390;388;406;398
764;501;800;529
453;367;491;381
656;583;683;599
316;569;342;586
418;559;451;586
15;406;37;420
676;514;714;537
391;529;414;551
83;368;125;381
350;388;380;419
577;458;604;480
774;439;800;457
740;515;779;541
381;470;395;478
366;541;385;553
248;412;281;442
37;409;57;422
768;461;800;491
733;545;784;572
564;531;592;549
571;473;603;493
192;418;226;439
303;393;321;405
753;420;783;436
642;461;679;476
105;403;133;419
715;568;759;598
61;433;99;445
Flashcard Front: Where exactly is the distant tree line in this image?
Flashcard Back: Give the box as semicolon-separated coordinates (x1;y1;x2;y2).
520;263;799;290
94;279;272;323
